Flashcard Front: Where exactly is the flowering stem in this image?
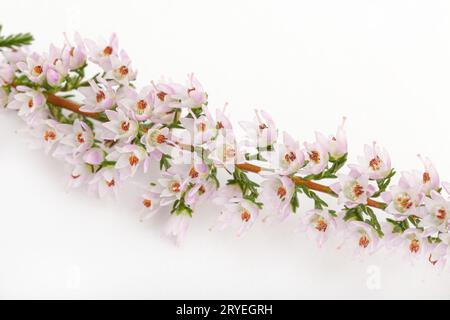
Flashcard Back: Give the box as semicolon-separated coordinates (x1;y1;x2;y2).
42;92;388;211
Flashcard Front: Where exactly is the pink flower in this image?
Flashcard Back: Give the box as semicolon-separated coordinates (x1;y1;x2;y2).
141;125;171;160
104;50;137;85
85;33;119;70
390;228;432;261
214;186;260;236
45;44;69;87
7;86;46;119
82;148;105;165
382;171;424;221
117;86;154;121
88;166;119;198
62;32;87;70
299;209;339;247
103;109;139;143
357;142;391;180
106;144;148;180
17;52;47;83
417;155;440;195
165;213;191;246
240;110;278;149
59;119;94;157
316;117;347;160
140;191;162;221
79;77;115;113
0;63;14;85
303;141;329;175
345;221;380;255
153;170;189;207
181;110;217;145
28;119;66;155
66;158;94;189
275;132;305;175
260;175;295;222
331;168;375;207
421;190;450;233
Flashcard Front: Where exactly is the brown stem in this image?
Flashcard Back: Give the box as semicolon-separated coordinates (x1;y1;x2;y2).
46;93;102;120
45;92;387;210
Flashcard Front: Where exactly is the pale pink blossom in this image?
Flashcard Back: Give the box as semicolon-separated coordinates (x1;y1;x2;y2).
106;144;148;180
421;190;449;233
275;132;305;175
316;118;347;160
165;213;191;246
117;86;154;121
345;221;380;255
103;109;139;143
382;172;424;221
331;168;375;207
79;77;115;113
358;142;391;180
104;50;137;85
303;141;329;175
299;209;339;247
62;32;87;70
85;33;119;70
240;109;278;149
260;175;295;222
88;166;119;198
17;52;47;83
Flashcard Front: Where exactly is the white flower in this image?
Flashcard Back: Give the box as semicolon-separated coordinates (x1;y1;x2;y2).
299;209;339;247
17;52;47;83
357;142;391;180
59;119;94;157
106;144;148;180
117;86;154;121
240;109;278;149
141;125;171;160
316;117;347;160
421;191;449;233
260;175;295;222
331;168;374;207
85;33;119;70
103;109;139;143
88;166;119;198
79;77;115;113
345;221;380;255
303;141;329;175
275;132;305;175
7;86;46;120
165;213;191;246
382;172;424;221
104;50;136;85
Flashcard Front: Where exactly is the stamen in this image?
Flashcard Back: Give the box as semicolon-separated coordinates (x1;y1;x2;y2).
33;65;43;75
315;219;328;232
128;155;139;166
308;151;320;163
103;46;113;56
120;121;130;132
171;182;181;193
359;235;370;248
43;130;57;142
241;210;251;222
409;239;420;254
157;91;167;101
143;199;152;208
96;90;106;103
277;186;287;198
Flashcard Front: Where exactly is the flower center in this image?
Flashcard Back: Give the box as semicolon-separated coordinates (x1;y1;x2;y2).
128;155;139;166
343;181;364;201
308;151;320;164
76;132;85;144
241;210;251;222
259;123;268;130
28;99;34;108
33;65;43;75
96;90;106;103
157;91;167;101
156;134;166;144
103;46;113;56
189;167;199;179
118;65;129;76
120;121;130;132
171;182;181;193
409;239;420;254
216;121;224;129
437;208;447;220
394;193;413;213
43;129;57;142
284;152;297;163
369;156;381;171
143;199;152;208
136;99;147;111
71;174;80;179
197;122;207;132
359;235;370;248
277;186;287;199
198;185;206;195
315;219;328;232
423;172;431;184
106;179;115;187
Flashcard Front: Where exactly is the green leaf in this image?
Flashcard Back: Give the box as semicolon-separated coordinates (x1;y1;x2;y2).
0;26;33;49
372;169;396;198
160;154;172;171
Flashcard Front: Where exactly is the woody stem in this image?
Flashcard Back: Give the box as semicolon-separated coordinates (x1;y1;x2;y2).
44;92;388;211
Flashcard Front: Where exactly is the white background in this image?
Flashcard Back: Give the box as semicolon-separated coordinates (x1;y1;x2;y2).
1;0;450;299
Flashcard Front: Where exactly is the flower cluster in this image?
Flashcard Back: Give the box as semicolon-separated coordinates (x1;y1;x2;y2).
0;31;449;268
